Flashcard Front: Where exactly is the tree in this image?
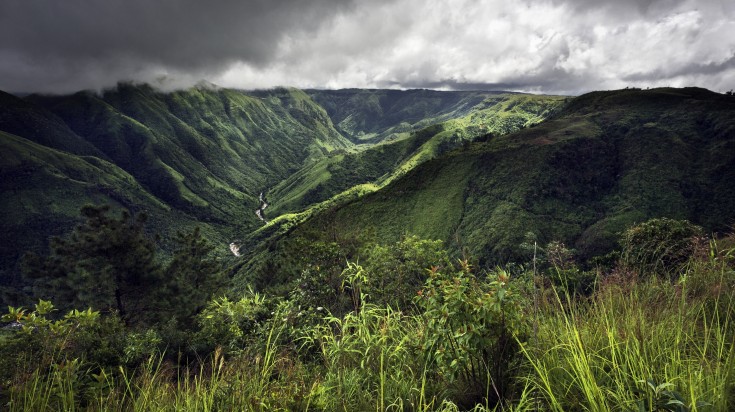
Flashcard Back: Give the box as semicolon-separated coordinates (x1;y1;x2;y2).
163;227;226;325
23;205;164;326
362;235;451;310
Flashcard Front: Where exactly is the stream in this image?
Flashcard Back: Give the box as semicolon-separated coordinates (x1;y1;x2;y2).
229;191;270;257
255;192;269;223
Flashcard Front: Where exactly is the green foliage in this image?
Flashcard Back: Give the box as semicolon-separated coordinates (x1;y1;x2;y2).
541;240;598;295
340;261;370;314
22;205;224;333
418;263;529;406
23;205;163;326
239;232;363;297
621;218;705;277
0;300;125;408
2;233;735;411
304;305;429;411
194;292;271;354
519;240;735;411
164;227;226;325
630;380;691;412
123;329;162;364
362;235;452;310
548;266;598;296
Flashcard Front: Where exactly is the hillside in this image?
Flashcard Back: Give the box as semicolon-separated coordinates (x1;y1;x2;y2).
266;93;567;215
238;87;735;287
305;89;503;143
28;84;352;223
0;84;354;295
1;84;569;301
0;130;174;292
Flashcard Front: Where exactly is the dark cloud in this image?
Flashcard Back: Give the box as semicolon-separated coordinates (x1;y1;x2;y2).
0;0;359;65
555;0;684;15
624;53;735;82
1;0;733;94
0;0;361;92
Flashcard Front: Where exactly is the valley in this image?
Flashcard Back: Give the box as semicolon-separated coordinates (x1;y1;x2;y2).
3;1;734;410
1;84;734;411
0;85;566;296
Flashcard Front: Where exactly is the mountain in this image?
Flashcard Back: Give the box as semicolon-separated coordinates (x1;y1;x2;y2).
27;84;352;223
305;89;503;144
1;84;568;300
238;87;735;288
8;84;732;300
0;91;104;157
0;129;176;290
0;84;354;293
265;92;568;215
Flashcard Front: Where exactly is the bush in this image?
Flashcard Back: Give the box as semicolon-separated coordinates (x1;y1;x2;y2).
0;301;126;408
621;218;704;278
417;262;529;407
194;293;272;354
362;236;452;311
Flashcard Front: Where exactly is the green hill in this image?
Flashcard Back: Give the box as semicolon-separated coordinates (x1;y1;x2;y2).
0;91;104;157
1;84;356;297
28;84;352;224
0;130;179;291
239;87;735;288
2;84;569;300
266;93;567;215
6;84;733;301
306;89;496;143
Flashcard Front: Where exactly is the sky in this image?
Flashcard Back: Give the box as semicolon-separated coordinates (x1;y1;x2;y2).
1;0;734;95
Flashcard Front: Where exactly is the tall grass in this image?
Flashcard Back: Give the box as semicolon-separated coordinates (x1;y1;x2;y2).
4;243;734;411
5;319;306;411
519;252;735;411
300;304;435;411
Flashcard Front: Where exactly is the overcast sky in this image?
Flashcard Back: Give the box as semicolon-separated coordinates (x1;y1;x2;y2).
1;0;733;95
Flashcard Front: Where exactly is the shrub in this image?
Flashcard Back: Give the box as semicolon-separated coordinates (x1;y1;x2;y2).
362;235;452;311
194;293;271;354
621;218;704;278
417;262;529;407
0;301;125;408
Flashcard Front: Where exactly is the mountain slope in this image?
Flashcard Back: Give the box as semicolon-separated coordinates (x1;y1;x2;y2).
6;85;573;292
305;89;525;143
242;87;735;284
1;84;358;300
266;93;568;215
28;84;352;226
0;130;180;291
0;91;105;157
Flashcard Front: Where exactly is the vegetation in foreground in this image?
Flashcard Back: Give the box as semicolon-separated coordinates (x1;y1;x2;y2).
1;207;733;411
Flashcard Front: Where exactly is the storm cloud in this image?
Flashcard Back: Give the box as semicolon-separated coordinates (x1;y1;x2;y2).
1;0;733;94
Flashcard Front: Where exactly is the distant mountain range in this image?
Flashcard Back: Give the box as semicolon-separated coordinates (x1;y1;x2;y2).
0;84;563;296
233;87;735;290
2;84;734;298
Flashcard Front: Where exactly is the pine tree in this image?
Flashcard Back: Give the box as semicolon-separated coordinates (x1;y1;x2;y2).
163;227;226;325
23;205;164;326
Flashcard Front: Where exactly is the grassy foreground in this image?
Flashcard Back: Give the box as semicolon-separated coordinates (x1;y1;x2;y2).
2;237;734;411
